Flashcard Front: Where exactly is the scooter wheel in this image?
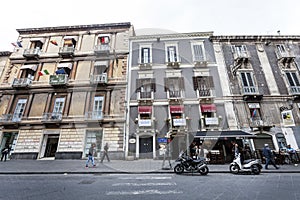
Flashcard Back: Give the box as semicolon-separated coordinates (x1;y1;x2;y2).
229;164;239;174
174;164;184;174
251;164;261;175
199;166;209;175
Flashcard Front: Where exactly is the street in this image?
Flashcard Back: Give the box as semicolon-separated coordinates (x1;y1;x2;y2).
0;173;300;200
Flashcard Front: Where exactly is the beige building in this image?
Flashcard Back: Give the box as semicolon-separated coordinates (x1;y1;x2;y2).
0;22;134;159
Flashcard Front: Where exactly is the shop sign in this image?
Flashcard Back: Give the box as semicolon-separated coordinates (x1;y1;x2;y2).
205;117;219;125
173;118;186;126
138;119;152;127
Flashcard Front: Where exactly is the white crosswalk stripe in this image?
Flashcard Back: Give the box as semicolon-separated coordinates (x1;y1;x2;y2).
106;175;182;196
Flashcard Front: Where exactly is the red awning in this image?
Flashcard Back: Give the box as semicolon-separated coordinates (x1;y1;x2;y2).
170;105;184;113
138;106;152;114
201;104;216;112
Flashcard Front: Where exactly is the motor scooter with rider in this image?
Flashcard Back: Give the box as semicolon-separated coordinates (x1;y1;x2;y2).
229;153;262;175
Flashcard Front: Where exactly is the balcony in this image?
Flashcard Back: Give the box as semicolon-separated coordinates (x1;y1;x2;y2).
166;57;181;67
90;73;107;84
85;111;103;121
58;46;75;57
23;48;41;59
242;86;262;101
0;114;22;123
290;86;300;95
137;91;154;102
42;112;62;122
94;44;110;56
233;51;250;62
275;49;295;63
194;56;207;67
198;89;215;98
49;74;68;86
168;91;182;100
12;78;32;88
250;117;272;128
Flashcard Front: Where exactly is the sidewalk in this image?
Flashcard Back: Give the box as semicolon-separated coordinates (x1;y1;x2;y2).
0;159;299;174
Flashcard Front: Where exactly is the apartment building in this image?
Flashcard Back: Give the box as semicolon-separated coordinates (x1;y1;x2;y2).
0;22;134;159
127;32;255;161
211;35;300;156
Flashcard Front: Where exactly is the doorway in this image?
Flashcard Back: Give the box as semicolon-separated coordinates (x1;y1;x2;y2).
139;137;153;159
41;134;59;158
0;132;18;158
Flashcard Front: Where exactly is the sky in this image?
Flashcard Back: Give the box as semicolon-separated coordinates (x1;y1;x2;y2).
1;0;299;51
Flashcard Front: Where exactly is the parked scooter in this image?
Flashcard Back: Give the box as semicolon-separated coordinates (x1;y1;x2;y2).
229;153;262;175
174;152;209;175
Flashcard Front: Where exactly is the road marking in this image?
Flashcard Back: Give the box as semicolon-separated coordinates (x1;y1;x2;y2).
112;182;177;186
106;189;183;195
118;176;172;180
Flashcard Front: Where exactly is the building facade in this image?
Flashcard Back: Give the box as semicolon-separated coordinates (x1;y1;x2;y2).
211;35;300;158
126;32;241;160
0;22;134;159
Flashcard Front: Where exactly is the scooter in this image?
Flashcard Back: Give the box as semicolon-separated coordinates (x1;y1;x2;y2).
174;152;209;175
229;153;262;175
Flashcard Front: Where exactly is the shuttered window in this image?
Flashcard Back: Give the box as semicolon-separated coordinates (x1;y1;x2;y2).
193;44;204;61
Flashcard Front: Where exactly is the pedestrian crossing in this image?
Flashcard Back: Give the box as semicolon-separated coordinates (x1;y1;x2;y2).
106;174;183;196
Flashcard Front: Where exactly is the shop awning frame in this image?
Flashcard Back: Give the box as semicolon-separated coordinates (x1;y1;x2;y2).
195;130;256;139
200;104;217;112
170;105;184;113
138;106;152;114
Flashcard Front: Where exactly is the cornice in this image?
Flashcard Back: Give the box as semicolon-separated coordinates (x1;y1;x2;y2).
16;22;132;34
211;35;300;42
130;32;214;40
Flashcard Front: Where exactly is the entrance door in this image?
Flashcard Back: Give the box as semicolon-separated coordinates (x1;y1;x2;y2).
139;137;153;159
0;132;18;158
44;135;59;157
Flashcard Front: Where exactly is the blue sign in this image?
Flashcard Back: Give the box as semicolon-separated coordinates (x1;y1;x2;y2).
158;138;168;143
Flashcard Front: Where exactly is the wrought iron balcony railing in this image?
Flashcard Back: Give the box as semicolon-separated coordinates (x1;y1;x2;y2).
12;78;32;88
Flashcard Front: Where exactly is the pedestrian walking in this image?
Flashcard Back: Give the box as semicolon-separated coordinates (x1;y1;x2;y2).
86;143;96;168
262;144;279;170
101;143;110;163
1;146;10;162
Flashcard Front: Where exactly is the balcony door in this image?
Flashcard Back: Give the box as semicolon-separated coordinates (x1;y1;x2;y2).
93;96;104;119
53;97;65;115
12;99;27;122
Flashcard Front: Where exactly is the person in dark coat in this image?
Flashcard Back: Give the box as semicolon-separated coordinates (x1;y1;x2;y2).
1;146;10;162
262;144;279;170
100;143;110;163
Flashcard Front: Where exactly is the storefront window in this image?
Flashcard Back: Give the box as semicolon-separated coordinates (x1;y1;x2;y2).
276;133;287;150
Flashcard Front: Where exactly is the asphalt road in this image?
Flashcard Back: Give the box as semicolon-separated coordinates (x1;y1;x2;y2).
0;173;299;200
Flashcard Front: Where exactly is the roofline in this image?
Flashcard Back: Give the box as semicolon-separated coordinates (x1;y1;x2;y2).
131;31;214;40
16;22;132;34
211;35;300;42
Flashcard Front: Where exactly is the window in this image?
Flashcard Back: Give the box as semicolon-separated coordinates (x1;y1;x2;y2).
12;99;27;122
285;72;300;94
85;130;103;157
63;37;76;47
276;44;286;54
240;72;256;94
233;45;247;57
141;47;150;64
97;36;110;45
94;61;108;75
192;44;204;61
136;78;156;99
55;63;73;76
92;96;104;119
53;97;65;114
19;64;38;81
164;77;184;98
193;76;214;96
167;46;178;62
30;40;43;50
